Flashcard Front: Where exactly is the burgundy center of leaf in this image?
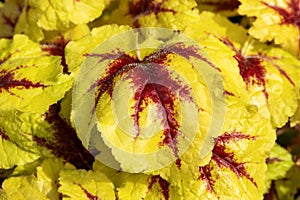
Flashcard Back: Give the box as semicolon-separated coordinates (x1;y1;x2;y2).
0;68;46;95
212;132;257;185
198;165;215;193
148;175;170;200
41;37;70;74
263;0;300;52
87;43;215;166
199;132;257;193
128;0;176;27
222;38;268;99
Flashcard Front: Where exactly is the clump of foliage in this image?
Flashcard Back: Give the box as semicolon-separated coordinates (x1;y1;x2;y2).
0;0;299;199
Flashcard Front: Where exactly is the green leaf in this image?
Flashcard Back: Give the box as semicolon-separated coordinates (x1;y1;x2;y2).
0;34;72;114
58;168;115;200
265;144;294;190
238;0;300;57
274;165;300;200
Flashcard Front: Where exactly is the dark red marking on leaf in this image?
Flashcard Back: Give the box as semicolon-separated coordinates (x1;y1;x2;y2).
212;132;257;186
224;90;234;96
76;183;99;200
263;0;300;53
222;38;268;99
175;158;181;169
201;0;240;12
0;54;12;65
148;175;170;200
266;157;282;164
198;165;215;193
41;37;70;74
0;129;10;141
128;0;176;27
259;54;295;86
0;67;46;95
33;103;94;170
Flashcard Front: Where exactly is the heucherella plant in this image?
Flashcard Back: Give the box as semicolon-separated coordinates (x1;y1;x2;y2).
0;0;300;200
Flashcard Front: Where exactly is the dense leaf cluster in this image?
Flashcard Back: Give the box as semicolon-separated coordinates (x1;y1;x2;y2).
0;0;299;199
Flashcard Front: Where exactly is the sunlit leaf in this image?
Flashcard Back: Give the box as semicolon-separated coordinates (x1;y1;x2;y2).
58;167;115;200
0;34;72;114
238;0;300;57
2;158;72;200
14;0;110;41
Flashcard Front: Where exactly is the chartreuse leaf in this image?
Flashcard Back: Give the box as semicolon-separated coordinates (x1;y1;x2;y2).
185;11;300;128
265;144;294;190
150;99;276;199
0;34;72;114
65;24;131;74
14;0;110;41
0;111;42;169
2;158;73;200
238;0;300;57
72;27;225;173
58;168;115;200
291;100;300;127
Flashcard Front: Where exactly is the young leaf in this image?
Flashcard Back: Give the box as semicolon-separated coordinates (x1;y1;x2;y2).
238;0;300;57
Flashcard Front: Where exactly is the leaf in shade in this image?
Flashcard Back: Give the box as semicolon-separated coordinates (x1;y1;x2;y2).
14;0;110;41
101;0;201;30
33;103;95;170
2;158;73;200
238;0;300;57
0;0;24;39
0;34;72;114
58;167;115;200
265;144;294;192
195;0;240;13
